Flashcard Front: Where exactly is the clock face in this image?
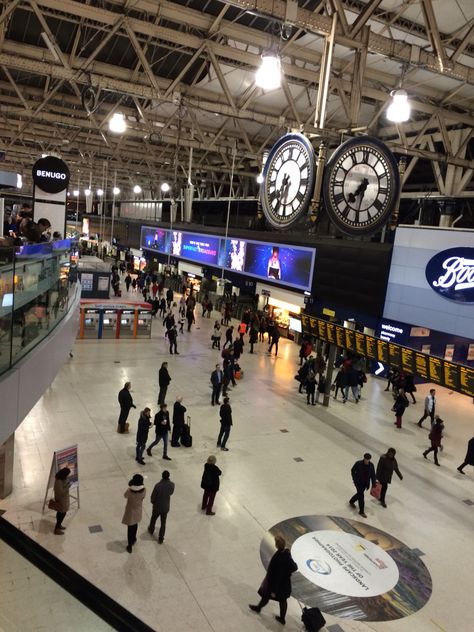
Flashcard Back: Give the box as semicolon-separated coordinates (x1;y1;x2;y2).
323;137;400;236
261;133;316;229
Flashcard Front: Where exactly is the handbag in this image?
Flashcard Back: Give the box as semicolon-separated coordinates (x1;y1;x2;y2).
370;482;382;500
48;498;61;512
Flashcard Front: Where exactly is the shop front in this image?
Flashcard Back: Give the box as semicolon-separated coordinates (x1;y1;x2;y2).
256;283;304;341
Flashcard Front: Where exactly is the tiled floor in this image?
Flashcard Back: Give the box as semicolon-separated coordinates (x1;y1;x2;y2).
1;291;474;631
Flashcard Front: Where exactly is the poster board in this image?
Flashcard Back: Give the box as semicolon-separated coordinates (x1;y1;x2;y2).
42;444;80;512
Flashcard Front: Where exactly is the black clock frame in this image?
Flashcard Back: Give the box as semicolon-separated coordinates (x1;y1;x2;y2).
261;132;316;230
322;136;400;236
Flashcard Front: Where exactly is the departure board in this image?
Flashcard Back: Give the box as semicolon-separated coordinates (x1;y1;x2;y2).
377;339;388;363
345;329;355;352
355;332;366;356
335;326;345;348
301;315;473;399
460;366;474;397
429;356;443;384
365;336;377;359
326;322;336;344
401;347;415;374
443;362;460;391
318;320;327;341
389;343;401;368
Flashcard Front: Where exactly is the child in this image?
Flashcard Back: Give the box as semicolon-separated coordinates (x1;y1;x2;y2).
178;312;185;334
315;375;327;404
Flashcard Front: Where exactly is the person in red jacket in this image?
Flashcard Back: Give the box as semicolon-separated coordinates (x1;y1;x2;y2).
423;416;444;466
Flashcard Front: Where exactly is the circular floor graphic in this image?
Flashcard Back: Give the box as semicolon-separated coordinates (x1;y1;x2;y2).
259;515;432;622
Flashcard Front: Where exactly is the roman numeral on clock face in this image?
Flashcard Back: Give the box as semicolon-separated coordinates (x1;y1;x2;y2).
334;191;345;206
373;198;383;212
296;190;305;203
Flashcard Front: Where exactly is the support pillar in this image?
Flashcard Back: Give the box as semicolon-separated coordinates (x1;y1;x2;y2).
0;433;14;499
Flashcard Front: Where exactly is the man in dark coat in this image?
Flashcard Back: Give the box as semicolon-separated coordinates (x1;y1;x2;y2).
166;325;179;355
217;397;232;451
200;455;222;515
268;327;280;356
147;404;172;460
171;397;186;447
148;470;175;543
223;325;234;349
158;362;171;405
349;453;376;518
249;535;298;625
166;287;173;309
135;408;152;464
376;448;403;507
210;363;223;406
118;382;136;433
457;437;474;474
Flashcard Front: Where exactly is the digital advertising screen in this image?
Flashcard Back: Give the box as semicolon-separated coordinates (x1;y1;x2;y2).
243;242;315;291
180;233;220;265
170;231;183;256
219;238;247;272
141;226;169;253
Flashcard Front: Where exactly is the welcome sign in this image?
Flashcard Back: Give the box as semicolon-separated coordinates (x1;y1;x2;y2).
425;247;474;304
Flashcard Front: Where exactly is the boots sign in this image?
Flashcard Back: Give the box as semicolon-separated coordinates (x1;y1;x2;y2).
32;156;70;194
425;247;474;304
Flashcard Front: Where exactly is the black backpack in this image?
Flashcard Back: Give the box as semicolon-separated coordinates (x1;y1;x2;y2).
301;606;326;632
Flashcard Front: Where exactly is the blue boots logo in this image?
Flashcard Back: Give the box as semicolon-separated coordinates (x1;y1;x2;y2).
306;559;331;575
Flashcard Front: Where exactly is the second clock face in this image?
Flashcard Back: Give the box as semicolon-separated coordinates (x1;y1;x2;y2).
261;133;316;229
323;137;400;236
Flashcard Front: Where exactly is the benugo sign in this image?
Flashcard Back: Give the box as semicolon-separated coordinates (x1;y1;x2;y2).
425;247;474;304
32;155;70;194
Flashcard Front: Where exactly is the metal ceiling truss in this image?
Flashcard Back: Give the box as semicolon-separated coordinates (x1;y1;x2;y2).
0;0;472;196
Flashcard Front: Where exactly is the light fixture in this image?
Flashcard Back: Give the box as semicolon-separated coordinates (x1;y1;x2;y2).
41;153;48;158
256;173;264;184
113;186;120;195
97;188;104;196
108;112;126;134
73;189;79;197
161;182;170;193
255;54;281;91
386;89;411;123
133;184;142;194
84;188;91;196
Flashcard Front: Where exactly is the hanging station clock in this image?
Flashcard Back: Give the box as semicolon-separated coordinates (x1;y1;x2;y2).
261;133;316;229
322;136;400;236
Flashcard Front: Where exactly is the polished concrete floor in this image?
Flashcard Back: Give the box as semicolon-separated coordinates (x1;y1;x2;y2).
1;294;474;632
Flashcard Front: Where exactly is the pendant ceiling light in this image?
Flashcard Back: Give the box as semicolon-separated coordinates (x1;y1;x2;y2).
108;112;127;133
255;55;281;91
386;89;411;123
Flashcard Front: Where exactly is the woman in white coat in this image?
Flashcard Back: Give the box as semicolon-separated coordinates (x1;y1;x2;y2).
122;474;146;553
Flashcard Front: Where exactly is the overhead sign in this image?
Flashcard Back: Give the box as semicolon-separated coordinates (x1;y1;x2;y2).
32;155;70;193
301;314;474;398
425;247;474;304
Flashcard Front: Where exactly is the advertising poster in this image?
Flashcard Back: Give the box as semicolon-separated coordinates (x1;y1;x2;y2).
141;226;169;253
80;272;93;291
180;233;220;265
243;242;314;291
55;444;79;487
170;230;183;256
219;238;247;271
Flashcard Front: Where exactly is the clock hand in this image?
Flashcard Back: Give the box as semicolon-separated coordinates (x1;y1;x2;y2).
348;177;369;204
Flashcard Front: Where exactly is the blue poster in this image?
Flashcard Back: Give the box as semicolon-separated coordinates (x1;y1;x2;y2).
244;242;314;290
141;227;168;253
218;238;247;272
180;233;220;265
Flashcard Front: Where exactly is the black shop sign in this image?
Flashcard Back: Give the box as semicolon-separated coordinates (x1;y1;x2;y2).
32;156;70;194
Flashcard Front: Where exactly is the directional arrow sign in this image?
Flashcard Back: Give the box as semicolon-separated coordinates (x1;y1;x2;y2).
375;362;385;375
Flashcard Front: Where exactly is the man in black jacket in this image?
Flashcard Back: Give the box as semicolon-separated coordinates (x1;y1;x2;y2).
147;404;172;460
118;382;136;433
217;397;233;451
349;453;376;518
166;325;179;355
136;408;152;464
210;363;223;406
158;362;171;405
171;396;186;447
148;470;175;543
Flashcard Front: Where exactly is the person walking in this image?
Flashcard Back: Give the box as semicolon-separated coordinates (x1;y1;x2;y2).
147;404;172;460
212;322;221;350
375;448;403;508
332;367;345;400
223;325;234;349
158;362;171;405
238;321;247;341
186;305;194;332
342;366;359;403
125;274;132;292
268;327;280;356
249;325;258;354
349;453;376;518
166;287;173;310
200;455;222;516
53;467;71;535
135;407;152;464
423;417;444;466
392;388;409;428
122;474;146;553
166;325;179;355
249;535;298;626
315;374;327;404
217;397;232;451
404;373;416;404
171;396;186;447
211;363;223;406
117;382;136;433
148;470;175;543
306;370;316;405
418;389;436;427
457;437;474;474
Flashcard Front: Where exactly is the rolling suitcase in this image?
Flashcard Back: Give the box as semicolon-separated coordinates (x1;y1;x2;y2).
181;415;192;447
301;606;326;632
